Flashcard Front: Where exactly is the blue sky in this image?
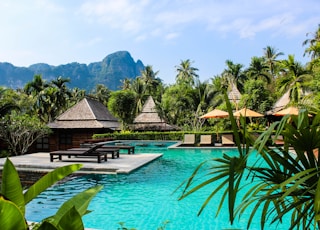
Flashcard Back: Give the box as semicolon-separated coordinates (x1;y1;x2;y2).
0;0;319;85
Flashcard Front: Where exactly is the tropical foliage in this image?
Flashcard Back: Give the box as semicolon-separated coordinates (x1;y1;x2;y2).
0;111;51;155
107;90;136;130
177;92;320;229
0;159;102;229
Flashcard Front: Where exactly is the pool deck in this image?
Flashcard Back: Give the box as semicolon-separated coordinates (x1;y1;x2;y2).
0;152;163;174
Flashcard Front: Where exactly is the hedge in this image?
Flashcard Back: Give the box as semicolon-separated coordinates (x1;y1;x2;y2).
92;131;239;143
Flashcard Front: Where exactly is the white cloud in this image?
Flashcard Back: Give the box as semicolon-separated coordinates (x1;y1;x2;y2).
79;0;149;33
76;0;318;42
0;0;318;72
165;32;179;41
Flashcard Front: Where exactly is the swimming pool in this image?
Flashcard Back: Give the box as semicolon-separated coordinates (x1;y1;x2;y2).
26;146;289;229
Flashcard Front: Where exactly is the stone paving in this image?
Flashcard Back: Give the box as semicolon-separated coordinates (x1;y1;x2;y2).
0;152;162;174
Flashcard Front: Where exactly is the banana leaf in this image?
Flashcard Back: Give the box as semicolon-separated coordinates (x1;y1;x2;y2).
1;158;25;215
49;185;103;226
24;164;83;204
0;196;27;230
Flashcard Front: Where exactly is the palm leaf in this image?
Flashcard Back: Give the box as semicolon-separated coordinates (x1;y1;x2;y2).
315;177;320;226
1;158;25;214
0;196;27;229
57;206;84;229
36;221;57;230
279;169;317;198
50;185;103;226
24;164;83;204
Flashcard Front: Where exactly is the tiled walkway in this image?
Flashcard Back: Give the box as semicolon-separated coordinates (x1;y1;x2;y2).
0;152;162;174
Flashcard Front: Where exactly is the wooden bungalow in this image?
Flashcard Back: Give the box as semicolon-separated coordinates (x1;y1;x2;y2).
133;96;178;131
43;97;120;151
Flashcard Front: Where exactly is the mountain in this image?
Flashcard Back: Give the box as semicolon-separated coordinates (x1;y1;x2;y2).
0;51;145;91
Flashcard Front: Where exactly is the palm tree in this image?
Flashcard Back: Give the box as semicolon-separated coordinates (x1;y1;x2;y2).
140;65;161;96
23;75;74;122
263;46;284;78
245;56;271;83
303;24;320;60
120;78;132;90
51;76;72;113
24;75;48;95
131;78;147;115
175;59;199;86
70;87;86;105
91;84;110;106
208;75;227;108
222;60;247;93
192;80;214;130
37;86;60;122
277;55;311;104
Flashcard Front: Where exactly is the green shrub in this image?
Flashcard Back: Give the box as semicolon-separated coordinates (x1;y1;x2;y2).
93;131;235;143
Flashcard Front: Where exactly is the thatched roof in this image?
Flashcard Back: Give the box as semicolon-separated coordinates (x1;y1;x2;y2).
228;83;241;103
48;97;120;129
133;96;178;131
266;89;311;115
266;90;290;115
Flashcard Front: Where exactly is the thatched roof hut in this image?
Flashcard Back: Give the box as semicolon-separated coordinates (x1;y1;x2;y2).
228;83;241;104
133;96;178;131
45;97;120;151
48;97;119;130
266;89;311;116
266;90;290;115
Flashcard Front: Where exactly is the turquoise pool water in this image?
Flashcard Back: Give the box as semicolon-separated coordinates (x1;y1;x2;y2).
26;145;289;229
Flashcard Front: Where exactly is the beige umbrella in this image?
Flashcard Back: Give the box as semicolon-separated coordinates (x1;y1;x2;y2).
200;109;229;144
200;109;229;119
273;106;311;117
273;106;299;116
233;108;264;117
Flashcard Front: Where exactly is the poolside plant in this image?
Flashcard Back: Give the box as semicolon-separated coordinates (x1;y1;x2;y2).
177;91;320;229
0;159;103;230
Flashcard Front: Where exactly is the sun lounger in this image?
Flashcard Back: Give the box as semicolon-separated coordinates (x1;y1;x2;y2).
81;143;135;154
200;135;212;146
271;135;284;145
68;147;120;159
101;145;135;154
50;144;108;163
50;150;107;163
136;143;149;147
183;134;195;145
221;134;235;146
